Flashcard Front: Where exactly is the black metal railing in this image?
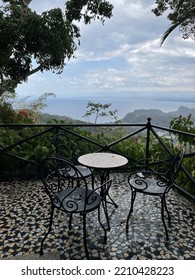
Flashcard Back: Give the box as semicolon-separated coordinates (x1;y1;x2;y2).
0;118;194;200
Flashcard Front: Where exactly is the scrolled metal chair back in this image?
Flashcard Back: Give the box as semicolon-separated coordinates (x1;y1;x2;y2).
40;157;88;210
40;157;112;214
50;133;78;162
166;148;185;188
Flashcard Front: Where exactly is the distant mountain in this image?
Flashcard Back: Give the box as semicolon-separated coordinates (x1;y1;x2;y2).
122;106;195;127
40;106;195;127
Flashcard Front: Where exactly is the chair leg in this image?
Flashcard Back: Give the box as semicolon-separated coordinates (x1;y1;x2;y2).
40;206;54;255
98;206;107;244
161;196;169;241
163;196;171;224
102;199;110;230
107;192;118;208
83;214;89;259
126;190;136;233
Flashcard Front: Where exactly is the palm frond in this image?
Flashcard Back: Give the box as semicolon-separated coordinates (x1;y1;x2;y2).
159;21;181;46
160;8;195;46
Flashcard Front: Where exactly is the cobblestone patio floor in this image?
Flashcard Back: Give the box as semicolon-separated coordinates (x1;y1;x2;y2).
0;173;195;260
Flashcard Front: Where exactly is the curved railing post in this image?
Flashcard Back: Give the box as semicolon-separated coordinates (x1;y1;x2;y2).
146;117;151;159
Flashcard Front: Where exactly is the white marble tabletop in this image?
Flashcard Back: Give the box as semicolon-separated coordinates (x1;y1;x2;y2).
78;152;128;169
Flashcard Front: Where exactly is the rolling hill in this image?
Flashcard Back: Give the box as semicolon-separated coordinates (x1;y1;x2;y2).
121;106;195;127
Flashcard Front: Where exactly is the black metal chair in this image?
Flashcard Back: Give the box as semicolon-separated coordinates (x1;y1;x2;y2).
51;132;94;186
126;148;185;241
40;156;111;259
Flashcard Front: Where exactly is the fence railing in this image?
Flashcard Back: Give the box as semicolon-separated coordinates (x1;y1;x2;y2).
0;118;194;200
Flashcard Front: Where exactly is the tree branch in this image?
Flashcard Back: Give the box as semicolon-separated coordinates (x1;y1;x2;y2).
0;60;51;97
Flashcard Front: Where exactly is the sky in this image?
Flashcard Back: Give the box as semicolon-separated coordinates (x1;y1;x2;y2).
15;0;195;118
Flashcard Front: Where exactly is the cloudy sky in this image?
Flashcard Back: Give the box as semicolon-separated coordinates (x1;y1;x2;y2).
16;0;195;118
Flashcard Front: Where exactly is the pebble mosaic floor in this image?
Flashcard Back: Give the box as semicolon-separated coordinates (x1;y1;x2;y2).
0;173;195;260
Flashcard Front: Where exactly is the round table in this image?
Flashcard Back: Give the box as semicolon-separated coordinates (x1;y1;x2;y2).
78;152;128;170
78;152;128;229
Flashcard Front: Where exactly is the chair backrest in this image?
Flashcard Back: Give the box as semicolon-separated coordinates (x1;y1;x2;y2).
166;148;185;187
40;157;86;206
40;156;111;213
50;133;78;163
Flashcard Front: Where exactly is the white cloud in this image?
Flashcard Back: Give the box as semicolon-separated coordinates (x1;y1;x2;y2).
16;0;195;109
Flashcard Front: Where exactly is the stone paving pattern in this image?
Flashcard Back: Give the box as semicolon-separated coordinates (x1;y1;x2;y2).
0;173;195;260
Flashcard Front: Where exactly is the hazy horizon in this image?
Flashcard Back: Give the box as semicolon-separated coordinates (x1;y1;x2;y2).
43;95;195;122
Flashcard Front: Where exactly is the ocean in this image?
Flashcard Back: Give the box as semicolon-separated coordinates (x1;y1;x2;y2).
44;97;195;123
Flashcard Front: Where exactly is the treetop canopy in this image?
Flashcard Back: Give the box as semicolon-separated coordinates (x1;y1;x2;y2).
0;0;113;96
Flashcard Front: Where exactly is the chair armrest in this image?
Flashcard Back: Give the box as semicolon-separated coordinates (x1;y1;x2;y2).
134;158;170;174
128;169;168;182
87;179;112;200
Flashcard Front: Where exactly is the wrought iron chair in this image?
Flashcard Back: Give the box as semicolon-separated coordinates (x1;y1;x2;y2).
126;148;185;241
40;156;111;259
51;132;94;186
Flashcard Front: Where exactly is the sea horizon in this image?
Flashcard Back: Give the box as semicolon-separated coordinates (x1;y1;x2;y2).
44;96;195;123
